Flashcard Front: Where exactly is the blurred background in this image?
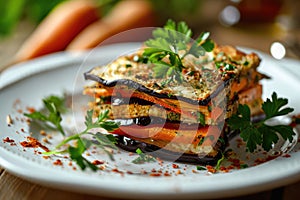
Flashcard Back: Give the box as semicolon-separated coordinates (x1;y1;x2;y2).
0;0;299;70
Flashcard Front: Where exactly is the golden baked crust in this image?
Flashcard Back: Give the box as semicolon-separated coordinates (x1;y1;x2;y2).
85;45;261;103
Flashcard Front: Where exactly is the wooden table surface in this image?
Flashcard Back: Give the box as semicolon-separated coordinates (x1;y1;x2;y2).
1;18;300;200
1;164;300;200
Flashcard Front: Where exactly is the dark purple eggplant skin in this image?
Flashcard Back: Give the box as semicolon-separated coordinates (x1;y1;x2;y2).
84;70;230;106
115;135;225;165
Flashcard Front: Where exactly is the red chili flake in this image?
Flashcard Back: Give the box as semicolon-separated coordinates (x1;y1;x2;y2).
126;171;133;175
164;172;171;176
40;130;47;136
20;128;25;133
172;163;179;169
26;107;36;113
92;160;105;165
99;165;106;170
283;154;291;158
236;138;245;147
3;137;15;143
228;158;241;167
176;170;182;175
112;168;124;175
254;155;279;165
53;159;63;166
206;165;217;173
25;119;31;125
68;162;73;166
150;173;162;177
151;169;156;173
43;156;49;159
128;152;134;156
219;166;230;173
20;136;50;152
290;114;300;127
46;135;53;139
227;165;235;170
42;138;49;144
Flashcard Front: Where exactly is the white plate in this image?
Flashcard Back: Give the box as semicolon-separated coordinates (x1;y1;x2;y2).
1;43;300;199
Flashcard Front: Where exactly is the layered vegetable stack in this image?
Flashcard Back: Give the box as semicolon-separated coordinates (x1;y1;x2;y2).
83;21;264;164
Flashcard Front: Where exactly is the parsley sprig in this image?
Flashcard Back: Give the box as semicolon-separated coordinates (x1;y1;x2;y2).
143;19;215;82
24;95;119;171
24;95;67;135
45;110;119;171
228;92;295;152
131;148;156;164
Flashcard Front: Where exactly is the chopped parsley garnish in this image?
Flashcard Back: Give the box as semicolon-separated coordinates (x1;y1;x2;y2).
215;153;225;170
227;92;295;153
143;19;215;82
197;111;206;126
132;148;156;164
215;61;236;71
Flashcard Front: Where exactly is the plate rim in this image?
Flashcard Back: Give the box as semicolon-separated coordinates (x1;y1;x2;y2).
1;43;300;199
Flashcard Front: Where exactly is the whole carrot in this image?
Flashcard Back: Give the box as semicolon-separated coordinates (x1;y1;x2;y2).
14;0;100;63
66;0;154;50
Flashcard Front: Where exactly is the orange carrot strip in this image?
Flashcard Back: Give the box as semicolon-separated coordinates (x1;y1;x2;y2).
113;125;216;145
66;0;154;50
14;0;100;63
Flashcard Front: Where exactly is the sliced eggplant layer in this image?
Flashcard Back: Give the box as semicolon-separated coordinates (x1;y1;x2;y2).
90;102;230;125
116;135;226;165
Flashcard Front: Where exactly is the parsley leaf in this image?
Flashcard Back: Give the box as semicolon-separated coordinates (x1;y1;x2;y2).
24;95;66;136
197;111;206;126
47;110;119;170
262;92;294;119
132;148;156;164
68;137;98;171
143;19;215;82
227;92;295;152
